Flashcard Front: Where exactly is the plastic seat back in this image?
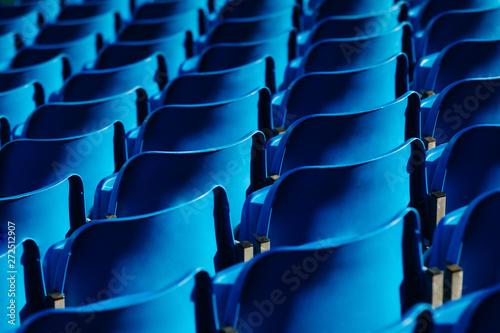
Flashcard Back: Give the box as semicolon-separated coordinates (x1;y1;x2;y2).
214;0;296;19
0;81;43;128
63;53;167;102
18;269;214;333
134;0;209;20
425;39;500;93
136;89;272;153
272;92;420;175
58;1;132;22
423;77;500;146
453;284;500;332
315;0;396;21
109;132;266;230
279;53;408;129
0;7;43;45
431;125;500;213
161;56;275;104
50;187;234;307
224;208;422;332
0;122;126;213
97;32;189;79
24;89;147;139
0;54;70;102
257;139;425;246
420;6;500;57
198;29;297;90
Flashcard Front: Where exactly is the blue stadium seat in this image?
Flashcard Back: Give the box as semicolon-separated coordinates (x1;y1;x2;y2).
0;81;43;131
0;122;126;215
35;11;119;45
23;89;147;139
417;6;500;58
431;125;500;214
423;77;500;146
12;33;101;74
0;32;18;70
97;132;266;232
58;1;132;22
275;53;409;130
45;187;235;307
0;54;70;102
97;31;190;80
0;175;86;329
298;1;408;53
135;88;272;154
118;10;203;41
133;0;209;20
220;208;424;332
160;56;276;104
285;22;414;87
187;29;297;91
249;140;425;247
62;52;167;103
213;0;296;20
422;39;500;94
0;5;43;45
310;0;397;23
269;92;421;176
18;268;216;333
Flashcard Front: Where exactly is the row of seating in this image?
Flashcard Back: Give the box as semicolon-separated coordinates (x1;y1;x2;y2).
1;0;500;332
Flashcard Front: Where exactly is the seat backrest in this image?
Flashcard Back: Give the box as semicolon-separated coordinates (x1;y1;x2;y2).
431;125;500;213
35;11;119;44
0;122;126;213
315;0;396;21
257;139;425;246
423;77;500;146
12;33;101;74
207;7;296;45
224;208;422;332
280;53;408;129
445;190;500;295
51;187;234;307
161;56;275;104
18;268;214;333
308;1;406;43
134;0;209;20
136;88;272;153
0;7;42;45
0;54;70;102
97;31;188;79
58;1;132;22
420;6;500;57
272;91;420;175
109;132;267;231
63;53;167;102
0;81;44;128
24;89;147;139
453;284;500;332
425;39;500;93
198;29;297;90
302;22;412;75
214;0;296;20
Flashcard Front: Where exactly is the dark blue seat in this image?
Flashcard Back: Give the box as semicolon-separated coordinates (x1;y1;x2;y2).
213;0;296;20
12;33;101;74
423;39;500;94
96;31;190;80
58;1;132;22
276;53;408;130
119;10;203;41
135;89;272;153
134;0;210;20
431;125;500;214
0;54;70;102
423;77;500;146
23;89;147;139
189;29;297;91
35;11;119;45
62;53;167;103
18;268;215;333
220;208;424;332
0;81;43;131
45;187;235;307
311;0;397;23
0;122;126;215
417;6;500;58
0;175;85;329
98;132;266;232
160;56;276;104
270;92;421;176
0;5;43;45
